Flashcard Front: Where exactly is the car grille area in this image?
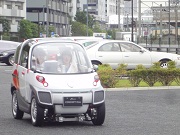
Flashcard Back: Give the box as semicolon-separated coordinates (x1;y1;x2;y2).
38;91;52;104
94;90;104;103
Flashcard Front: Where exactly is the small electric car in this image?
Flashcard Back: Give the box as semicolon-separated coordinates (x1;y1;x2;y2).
11;39;105;126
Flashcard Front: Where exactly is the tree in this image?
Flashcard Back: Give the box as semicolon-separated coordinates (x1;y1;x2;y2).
48;25;55;37
19;19;33;40
30;23;38;38
74;11;95;28
107;29;117;39
93;22;104;33
0;18;10;35
71;21;93;36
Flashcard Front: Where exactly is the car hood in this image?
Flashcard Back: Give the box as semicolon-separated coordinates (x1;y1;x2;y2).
30;72;103;92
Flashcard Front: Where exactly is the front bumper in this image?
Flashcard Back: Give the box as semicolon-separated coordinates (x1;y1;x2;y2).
36;90;105;114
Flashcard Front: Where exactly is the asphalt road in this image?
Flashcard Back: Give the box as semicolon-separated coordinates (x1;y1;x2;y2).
1;63;180;135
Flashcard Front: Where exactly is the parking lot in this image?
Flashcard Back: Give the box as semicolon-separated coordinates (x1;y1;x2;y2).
1;63;180;135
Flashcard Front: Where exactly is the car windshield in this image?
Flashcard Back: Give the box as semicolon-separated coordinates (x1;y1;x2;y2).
31;42;93;74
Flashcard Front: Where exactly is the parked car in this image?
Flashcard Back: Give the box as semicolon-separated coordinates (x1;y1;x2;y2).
0;40;20;65
86;40;180;69
0;49;16;65
11;39;105;126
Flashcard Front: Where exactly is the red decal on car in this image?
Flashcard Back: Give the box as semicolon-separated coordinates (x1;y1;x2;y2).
12;69;19;90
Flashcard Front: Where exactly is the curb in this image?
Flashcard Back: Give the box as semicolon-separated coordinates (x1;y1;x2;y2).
104;86;180;91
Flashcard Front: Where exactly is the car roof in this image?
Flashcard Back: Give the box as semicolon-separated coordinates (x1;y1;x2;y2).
58;36;104;41
25;38;84;48
86;39;144;50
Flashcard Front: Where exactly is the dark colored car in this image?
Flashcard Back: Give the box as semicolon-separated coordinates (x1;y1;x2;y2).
0;49;16;65
0;40;20;65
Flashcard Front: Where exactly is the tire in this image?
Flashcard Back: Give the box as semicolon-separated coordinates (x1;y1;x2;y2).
92;102;106;126
160;60;169;68
12;91;24;119
31;97;44;126
92;61;101;67
6;55;14;66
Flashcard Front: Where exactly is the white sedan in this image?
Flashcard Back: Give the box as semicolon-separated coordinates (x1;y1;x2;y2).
86;40;180;69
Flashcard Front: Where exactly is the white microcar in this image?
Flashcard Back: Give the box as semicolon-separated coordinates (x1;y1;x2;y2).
11;39;105;126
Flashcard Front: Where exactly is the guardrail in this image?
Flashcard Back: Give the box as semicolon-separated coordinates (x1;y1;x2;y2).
140;44;180;54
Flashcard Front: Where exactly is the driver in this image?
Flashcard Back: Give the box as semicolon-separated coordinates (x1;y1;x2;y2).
58;49;78;73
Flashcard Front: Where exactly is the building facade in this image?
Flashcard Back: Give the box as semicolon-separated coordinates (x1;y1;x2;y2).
0;0;26;33
26;0;70;37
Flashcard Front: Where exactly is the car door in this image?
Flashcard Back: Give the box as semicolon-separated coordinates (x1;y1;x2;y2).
18;43;30;101
95;42;123;69
120;42;152;69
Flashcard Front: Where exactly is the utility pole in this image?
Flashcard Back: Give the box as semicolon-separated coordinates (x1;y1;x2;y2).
46;0;49;37
168;0;170;46
175;5;178;45
86;0;89;36
131;0;134;42
160;4;162;47
118;0;121;31
138;0;141;43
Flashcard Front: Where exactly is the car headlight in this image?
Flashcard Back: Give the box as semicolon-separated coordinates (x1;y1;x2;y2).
2;52;8;56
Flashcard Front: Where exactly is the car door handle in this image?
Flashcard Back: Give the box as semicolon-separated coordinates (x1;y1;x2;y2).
98;56;103;57
124;56;129;57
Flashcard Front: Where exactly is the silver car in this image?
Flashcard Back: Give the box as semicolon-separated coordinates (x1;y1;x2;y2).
11;39;105;126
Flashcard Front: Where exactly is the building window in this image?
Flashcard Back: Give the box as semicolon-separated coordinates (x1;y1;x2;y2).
7;5;12;9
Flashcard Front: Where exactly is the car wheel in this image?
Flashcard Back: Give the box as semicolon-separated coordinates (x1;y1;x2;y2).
92;61;101;67
6;55;14;66
12;91;24;119
31;97;44;126
160;60;169;68
92;102;105;126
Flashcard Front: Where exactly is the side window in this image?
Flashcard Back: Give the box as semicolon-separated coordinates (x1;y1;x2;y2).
120;43;132;52
131;44;141;52
99;43;121;52
111;43;121;51
19;44;30;68
98;43;113;51
120;43;141;52
14;43;22;64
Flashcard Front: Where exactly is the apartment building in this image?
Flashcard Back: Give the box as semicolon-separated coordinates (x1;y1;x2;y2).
0;0;26;33
26;0;70;37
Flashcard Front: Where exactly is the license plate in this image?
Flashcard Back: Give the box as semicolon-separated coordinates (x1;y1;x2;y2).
63;97;82;106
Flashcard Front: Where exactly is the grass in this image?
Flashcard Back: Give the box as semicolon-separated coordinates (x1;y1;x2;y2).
115;79;180;88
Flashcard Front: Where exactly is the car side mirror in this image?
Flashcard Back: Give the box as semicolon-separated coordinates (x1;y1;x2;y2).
93;65;98;71
140;49;145;53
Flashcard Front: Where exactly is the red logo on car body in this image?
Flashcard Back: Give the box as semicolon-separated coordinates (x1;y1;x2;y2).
12;69;19;90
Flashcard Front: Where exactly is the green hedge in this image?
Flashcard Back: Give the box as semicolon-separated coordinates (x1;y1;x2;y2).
97;61;180;87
